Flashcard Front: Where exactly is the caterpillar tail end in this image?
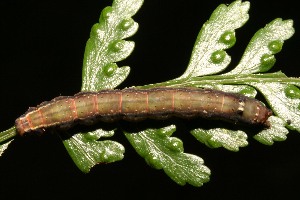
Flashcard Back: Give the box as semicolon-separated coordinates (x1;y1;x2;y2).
263;109;273;128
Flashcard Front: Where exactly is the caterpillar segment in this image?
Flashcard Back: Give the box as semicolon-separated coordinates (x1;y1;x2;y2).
15;88;272;136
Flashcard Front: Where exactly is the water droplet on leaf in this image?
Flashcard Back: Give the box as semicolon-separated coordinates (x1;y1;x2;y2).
85;132;99;140
103;63;118;76
110;40;125;52
268;40;283;54
284;85;300;99
239;87;256;96
210;50;226;64
91;23;101;35
219;31;236;48
167;138;184;152
101;6;113;20
157;127;173;137
103;154;108;160
259;54;276;72
120;18;134;30
146;154;162;169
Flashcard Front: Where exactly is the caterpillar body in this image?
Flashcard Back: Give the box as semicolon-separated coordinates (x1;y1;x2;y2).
15;87;272;136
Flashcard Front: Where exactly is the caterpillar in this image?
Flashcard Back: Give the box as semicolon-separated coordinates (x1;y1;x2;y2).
15;87;272;136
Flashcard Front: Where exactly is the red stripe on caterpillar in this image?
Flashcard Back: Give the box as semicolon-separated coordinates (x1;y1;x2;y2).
15;87;272;136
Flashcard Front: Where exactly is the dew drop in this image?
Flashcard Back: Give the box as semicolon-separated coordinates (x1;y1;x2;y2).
101;6;113;20
103;63;118;76
110;40;125;52
91;23;101;35
85;132;99;140
268;40;283;54
259;54;276;72
103;154;108;160
146;155;162;169
219;31;236;48
157;128;172;137
120;18;134;31
167;138;184;152
284;85;300;99
239;87;256;96
210;50;226;64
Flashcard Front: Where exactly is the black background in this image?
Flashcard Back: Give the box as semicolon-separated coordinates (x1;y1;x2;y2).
0;0;299;199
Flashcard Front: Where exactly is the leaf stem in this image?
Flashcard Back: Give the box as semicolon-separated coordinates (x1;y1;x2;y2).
0;126;17;144
138;71;300;89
